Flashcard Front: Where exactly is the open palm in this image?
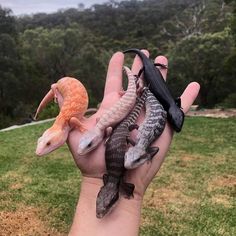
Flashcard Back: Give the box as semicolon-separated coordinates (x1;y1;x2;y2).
67;50;200;198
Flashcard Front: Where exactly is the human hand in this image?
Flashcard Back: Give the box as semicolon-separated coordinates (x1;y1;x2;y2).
67;50;200;199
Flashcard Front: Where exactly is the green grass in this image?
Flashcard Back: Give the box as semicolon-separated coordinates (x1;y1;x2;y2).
0;117;235;235
0;122;81;234
141;117;236;236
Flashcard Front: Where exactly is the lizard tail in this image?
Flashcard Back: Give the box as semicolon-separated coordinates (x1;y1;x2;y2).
34;89;54;120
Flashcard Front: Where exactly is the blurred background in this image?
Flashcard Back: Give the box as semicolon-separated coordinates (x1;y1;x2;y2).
0;0;236;129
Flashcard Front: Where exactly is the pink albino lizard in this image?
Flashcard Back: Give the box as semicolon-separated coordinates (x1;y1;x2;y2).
35;77;88;156
77;66;138;155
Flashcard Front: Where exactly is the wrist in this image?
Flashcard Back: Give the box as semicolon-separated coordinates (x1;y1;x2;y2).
80;176;143;214
81;176;143;199
69;176;143;236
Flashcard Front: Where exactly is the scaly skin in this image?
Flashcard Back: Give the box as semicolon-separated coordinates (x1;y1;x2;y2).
35;77;88;156
123;48;184;132
77;66;138;155
96;89;148;218
124;89;167;169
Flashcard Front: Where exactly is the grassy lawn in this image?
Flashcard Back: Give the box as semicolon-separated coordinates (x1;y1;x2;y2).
0;117;235;235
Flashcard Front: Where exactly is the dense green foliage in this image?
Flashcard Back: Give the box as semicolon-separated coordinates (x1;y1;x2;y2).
0;0;235;128
0;117;235;235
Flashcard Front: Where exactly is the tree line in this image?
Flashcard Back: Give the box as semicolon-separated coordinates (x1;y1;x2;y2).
0;0;235;129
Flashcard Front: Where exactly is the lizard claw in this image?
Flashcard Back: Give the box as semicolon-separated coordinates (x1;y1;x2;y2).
104;127;113;145
128;124;139;131
69;117;88;132
119;180;135;199
146;146;159;159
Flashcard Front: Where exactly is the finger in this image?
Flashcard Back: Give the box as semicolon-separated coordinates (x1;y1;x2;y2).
154;55;168;81
180;82;200;113
104;51;124;95
131;49;149;75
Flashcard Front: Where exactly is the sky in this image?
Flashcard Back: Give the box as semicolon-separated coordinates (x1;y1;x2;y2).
0;0;112;15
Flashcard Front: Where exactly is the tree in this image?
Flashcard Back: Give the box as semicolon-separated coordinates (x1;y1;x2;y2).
0;5;21;128
168;29;234;107
74;43;110;107
0;6;17;37
19;24;109;109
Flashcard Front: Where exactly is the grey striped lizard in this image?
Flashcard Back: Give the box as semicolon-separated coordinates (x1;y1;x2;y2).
124;89;167;169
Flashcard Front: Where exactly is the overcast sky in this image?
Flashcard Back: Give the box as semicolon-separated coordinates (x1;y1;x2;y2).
0;0;111;15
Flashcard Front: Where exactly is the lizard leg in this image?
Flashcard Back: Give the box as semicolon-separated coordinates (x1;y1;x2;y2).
175;97;182;108
69;117;88;132
95;117;100;123
52;86;64;109
134;146;159;167
51;84;58;104
135;74;145;95
119;179;135;199
103;174;109;185
146;146;159;160
118;89;126;96
105;127;113;137
104;127;113;144
135;68;145;95
128;124;139;131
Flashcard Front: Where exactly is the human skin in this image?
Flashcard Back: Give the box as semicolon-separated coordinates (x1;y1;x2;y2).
62;50;200;236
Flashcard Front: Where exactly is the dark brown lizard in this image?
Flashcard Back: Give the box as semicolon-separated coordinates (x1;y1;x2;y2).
96;88;149;218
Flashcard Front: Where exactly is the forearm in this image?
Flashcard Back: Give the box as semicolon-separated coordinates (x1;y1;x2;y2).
69;177;143;236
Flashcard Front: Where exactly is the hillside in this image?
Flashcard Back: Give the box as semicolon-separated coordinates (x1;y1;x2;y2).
0;0;235;128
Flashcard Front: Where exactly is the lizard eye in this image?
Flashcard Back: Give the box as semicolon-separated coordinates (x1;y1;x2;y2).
46;142;51;146
87;142;92;148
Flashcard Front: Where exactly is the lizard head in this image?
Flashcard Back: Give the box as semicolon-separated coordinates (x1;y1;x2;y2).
77;128;104;155
124;146;159;169
35;127;69;156
124;146;146;169
96;183;119;218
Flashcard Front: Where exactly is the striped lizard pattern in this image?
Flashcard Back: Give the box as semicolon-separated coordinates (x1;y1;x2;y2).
96;88;148;218
124;89;167;169
77;66;138;155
